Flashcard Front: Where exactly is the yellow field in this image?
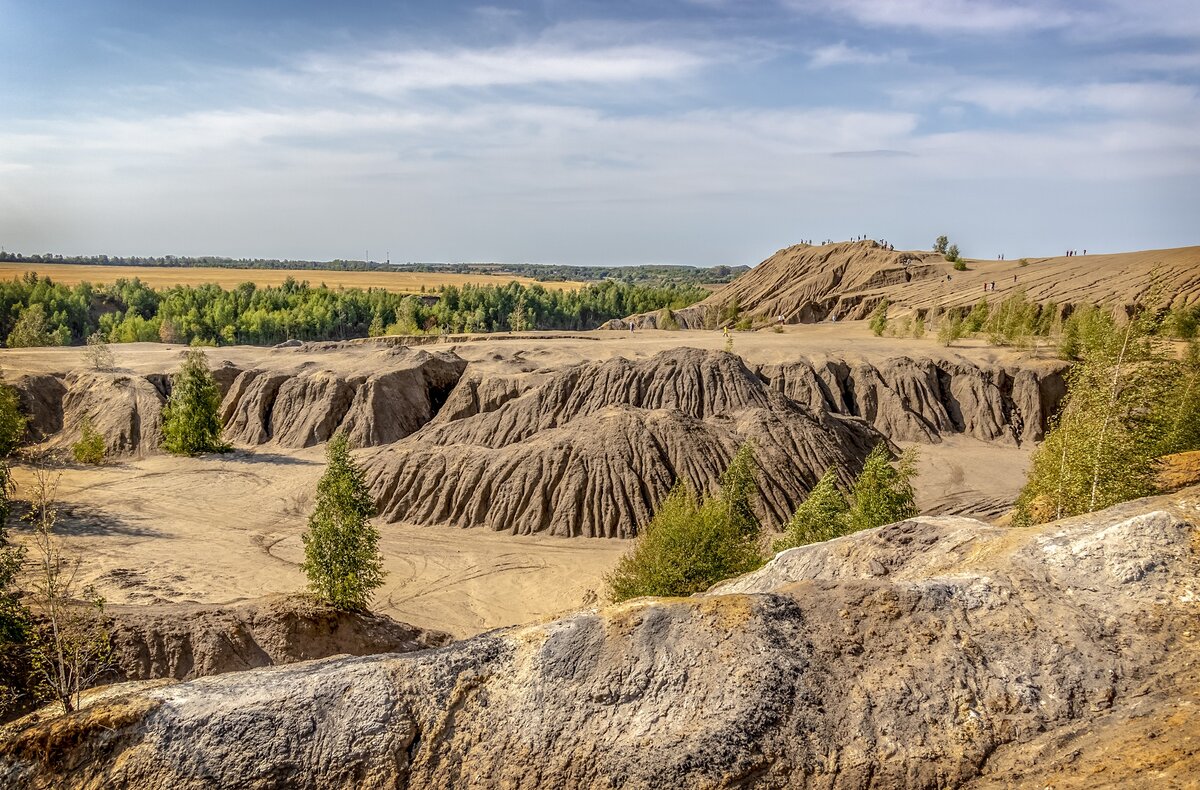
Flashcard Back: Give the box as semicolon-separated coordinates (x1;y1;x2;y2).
0;262;587;294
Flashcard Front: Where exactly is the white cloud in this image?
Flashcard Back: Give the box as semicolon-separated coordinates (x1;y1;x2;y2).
890;78;1199;117
786;0;1200;40
1117;51;1200;73
268;43;706;98
785;0;1068;34
808;42;901;68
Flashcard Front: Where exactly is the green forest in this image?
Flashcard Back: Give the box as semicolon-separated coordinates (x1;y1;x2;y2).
0;273;709;347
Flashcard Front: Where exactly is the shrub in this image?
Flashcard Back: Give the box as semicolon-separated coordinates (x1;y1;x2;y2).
718;297;741;327
84;332;114;371
1014;310;1169;525
659;308;680;331
869;299;890;337
0;518;29;713
0;374;24;710
965;298;990;333
945;244;960;263
22;467;112;714
0;379;26;457
1161;304;1199;340
846;444;918;532
1018;258;1030;267
606;485;764;602
161;348;229;456
1159;340;1200;456
953;260;968;271
7;304;67;348
938;315;966;347
773;470;850;552
158;319;181;344
508;295;529;332
301;434;385;611
1058;305;1114;360
1033;302;1057;337
984;289;1038;347
71;419;106;465
719;443;759;537
607;443;763;601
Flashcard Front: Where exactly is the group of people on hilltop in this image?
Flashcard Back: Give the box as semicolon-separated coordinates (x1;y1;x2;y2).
800;236;894;251
1066;249;1086;256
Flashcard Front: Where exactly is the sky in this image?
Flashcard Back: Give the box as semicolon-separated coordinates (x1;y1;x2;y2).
1;0;1198;266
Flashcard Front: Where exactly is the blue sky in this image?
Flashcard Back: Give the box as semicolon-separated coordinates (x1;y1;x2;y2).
1;0;1197;265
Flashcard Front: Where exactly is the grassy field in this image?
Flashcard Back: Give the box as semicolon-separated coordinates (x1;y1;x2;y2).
0;262;587;293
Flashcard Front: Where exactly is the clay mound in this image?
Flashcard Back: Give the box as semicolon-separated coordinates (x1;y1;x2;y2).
47;371;170;457
220;348;465;449
610;241;944;328
363;348;883;537
758;356;1067;444
9;373;66;441
430;370;541;424
609;241;1200;328
14;347;466;456
105;594;451;683
4;488;1195;788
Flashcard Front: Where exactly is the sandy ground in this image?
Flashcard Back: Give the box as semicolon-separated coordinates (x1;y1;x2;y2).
0;262;585;294
9;451;625;639
6;435;1029;639
2;326;1035;637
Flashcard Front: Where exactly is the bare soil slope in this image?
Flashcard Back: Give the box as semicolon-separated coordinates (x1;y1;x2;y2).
106;594;450;683
611;241;1200;328
3;487;1195;788
365;348;883;538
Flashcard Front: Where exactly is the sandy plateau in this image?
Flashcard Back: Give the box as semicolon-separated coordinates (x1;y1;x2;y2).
5;324;1035;637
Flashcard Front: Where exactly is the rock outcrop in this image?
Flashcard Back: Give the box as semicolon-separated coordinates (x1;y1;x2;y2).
3;487;1196;788
363;348;884;537
105;595;451;683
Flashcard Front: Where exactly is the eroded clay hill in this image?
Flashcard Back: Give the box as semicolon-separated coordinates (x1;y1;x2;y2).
10;341;1067;537
11;346;466;456
610;241;1200;328
364;348;1068;537
4;487;1195;789
756;355;1066;444
364;348;883;537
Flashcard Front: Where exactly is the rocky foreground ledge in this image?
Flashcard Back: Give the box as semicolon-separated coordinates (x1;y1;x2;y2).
2;488;1197;789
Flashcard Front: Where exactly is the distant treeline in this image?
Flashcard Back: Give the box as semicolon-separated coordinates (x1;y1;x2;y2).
0;252;748;286
0;273;708;347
